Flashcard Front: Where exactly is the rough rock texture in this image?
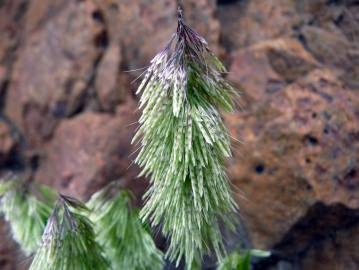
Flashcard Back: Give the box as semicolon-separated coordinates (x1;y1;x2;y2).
220;1;359;269
35;98;142;201
218;0;301;51
95;44;123;112
5;0;104;149
300;25;359;89
0;0;359;269
227;65;359;247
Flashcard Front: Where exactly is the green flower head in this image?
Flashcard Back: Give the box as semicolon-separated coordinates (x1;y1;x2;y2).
29;195;110;270
0;175;54;255
87;182;164;270
133;6;239;268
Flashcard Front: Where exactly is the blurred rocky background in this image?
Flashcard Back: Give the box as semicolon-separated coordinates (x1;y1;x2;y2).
0;0;358;269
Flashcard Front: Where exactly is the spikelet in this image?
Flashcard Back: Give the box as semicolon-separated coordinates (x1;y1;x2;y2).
0;175;54;255
133;6;239;268
29;195;109;270
87;182;163;270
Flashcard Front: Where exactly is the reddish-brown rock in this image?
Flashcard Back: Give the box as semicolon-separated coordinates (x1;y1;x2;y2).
218;0;300;50
301;26;352;67
0;0;28;59
0;0;30;107
35;98;142;200
95;44;123;112
228;38;318;103
5;0;104;148
218;0;359;90
0;220;16;270
300;25;359;89
227;62;359;249
0;218;29;270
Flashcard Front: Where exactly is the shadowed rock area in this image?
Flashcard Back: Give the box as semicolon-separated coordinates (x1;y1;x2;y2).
0;0;358;269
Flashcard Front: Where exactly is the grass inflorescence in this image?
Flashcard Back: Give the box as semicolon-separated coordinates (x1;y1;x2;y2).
87;182;164;270
0;176;54;255
133;7;239;268
29;195;110;270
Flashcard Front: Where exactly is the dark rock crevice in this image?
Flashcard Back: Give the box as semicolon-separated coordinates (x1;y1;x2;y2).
254;203;359;269
217;0;244;5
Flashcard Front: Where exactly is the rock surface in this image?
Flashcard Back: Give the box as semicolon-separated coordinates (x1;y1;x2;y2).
0;0;358;269
5;0;104;149
221;1;359;268
0;120;17;164
95;44;123;112
227;66;359;248
0;220;15;270
35;98;142;201
218;0;300;51
0;219;29;270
